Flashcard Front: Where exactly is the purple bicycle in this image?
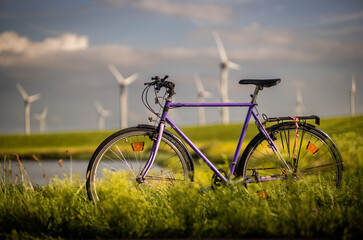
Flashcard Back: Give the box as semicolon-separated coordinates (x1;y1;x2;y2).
86;75;343;202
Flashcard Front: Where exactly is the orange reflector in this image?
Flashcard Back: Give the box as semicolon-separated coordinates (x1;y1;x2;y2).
257;190;269;199
307;142;319;154
131;142;144;152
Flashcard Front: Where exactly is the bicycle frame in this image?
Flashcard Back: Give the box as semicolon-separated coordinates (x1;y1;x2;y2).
87;77;342;202
167;102;257;182
139;95;292;184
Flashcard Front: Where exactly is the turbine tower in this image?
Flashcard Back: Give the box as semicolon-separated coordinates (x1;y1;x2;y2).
16;83;41;135
33;107;48;134
350;75;356;116
108;64;138;129
295;88;303;116
194;74;212;126
94;100;111;131
213;31;240;124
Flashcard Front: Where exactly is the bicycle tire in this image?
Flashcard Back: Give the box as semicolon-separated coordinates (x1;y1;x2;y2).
236;122;343;188
86;125;194;202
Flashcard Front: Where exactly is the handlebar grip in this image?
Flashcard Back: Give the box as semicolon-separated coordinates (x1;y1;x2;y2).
144;76;174;95
161;75;169;81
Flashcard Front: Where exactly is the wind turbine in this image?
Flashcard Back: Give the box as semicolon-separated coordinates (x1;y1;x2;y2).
213;30;240;124
295;88;304;116
16;83;41;135
108;64;138;129
33;107;48;134
350;74;356;116
94;100;111;131
194;74;212;126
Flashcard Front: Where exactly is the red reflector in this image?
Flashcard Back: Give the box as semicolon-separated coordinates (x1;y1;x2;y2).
131;142;144;152
307;142;319;154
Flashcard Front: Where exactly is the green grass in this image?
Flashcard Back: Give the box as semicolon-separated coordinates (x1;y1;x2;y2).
0;131;115;159
1;115;361;160
0;115;362;239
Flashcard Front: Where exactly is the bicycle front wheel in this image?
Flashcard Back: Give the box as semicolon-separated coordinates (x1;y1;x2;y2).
86;126;193;202
237;122;343;188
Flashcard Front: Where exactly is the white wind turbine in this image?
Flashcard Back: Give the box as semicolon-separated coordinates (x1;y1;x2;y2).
33;107;48;134
350;74;356;116
108;64;138;129
16;83;41;135
194;74;212;126
213;31;240;124
94;100;111;131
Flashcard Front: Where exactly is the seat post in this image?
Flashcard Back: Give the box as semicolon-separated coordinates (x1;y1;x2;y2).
251;85;263;104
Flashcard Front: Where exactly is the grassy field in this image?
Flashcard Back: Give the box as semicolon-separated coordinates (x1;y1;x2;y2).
1;115;361;160
0;115;362;239
0;124;258;160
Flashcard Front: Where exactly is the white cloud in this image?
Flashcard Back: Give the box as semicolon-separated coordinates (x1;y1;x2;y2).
135;0;233;23
0;31;88;66
196;22;363;64
299;39;363;61
223;22;293;46
229;47;318;63
193;23;294;47
0;31;30;54
91;0;233;23
1;29;362;72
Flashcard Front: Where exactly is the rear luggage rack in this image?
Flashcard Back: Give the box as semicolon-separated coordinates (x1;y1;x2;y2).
262;115;320;125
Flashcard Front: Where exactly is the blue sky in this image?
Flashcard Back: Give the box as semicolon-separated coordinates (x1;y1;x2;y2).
0;0;362;134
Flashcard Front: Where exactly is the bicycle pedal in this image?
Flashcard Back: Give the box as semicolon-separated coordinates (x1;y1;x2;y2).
211;169;228;190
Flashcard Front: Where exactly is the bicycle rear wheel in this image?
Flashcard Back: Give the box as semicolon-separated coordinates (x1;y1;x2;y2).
237;122;343;188
86;126;193;202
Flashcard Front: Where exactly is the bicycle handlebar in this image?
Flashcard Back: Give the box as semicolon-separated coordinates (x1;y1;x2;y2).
144;75;175;97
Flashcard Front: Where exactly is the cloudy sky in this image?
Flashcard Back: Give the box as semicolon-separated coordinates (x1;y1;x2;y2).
0;0;362;134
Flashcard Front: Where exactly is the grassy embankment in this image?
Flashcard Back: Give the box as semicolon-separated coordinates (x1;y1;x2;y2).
0;115;362;239
1;115;360;161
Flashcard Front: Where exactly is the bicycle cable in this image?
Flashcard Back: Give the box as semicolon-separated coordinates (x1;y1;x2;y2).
141;84;169;122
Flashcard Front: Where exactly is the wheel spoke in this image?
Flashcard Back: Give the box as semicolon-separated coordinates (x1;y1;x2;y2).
241;123;342;189
86;128;192;202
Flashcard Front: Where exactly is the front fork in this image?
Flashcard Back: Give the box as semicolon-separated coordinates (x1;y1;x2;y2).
136;121;166;183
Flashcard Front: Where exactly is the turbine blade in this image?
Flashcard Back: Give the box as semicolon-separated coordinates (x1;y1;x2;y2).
352;75;356;92
42;107;48;118
33;113;41;120
108;64;125;85
28;94;41;102
16;83;28;100
194;74;212;98
228;61;240;70
194;74;204;92
204;90;213;98
124;73;138;86
94;100;103;112
213;31;228;63
104;110;112;117
296;88;303;103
